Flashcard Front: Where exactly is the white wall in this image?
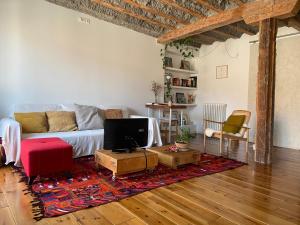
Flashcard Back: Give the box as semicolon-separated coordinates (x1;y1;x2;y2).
0;0;163;117
248;35;300;150
190;36;250;133
190;27;300;149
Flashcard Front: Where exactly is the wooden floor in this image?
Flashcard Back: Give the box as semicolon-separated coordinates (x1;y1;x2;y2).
0;135;300;225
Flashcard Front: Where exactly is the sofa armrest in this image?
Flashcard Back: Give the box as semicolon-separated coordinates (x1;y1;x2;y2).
0;118;22;166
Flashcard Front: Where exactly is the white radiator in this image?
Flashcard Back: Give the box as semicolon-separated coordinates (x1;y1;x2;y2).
203;103;227;130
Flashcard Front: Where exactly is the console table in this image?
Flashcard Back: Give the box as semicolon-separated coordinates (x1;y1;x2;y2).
145;104;187;143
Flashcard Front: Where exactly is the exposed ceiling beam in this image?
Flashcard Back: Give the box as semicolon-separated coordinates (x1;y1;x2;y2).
192;35;214;45
243;0;300;24
159;0;205;19
158;0;300;43
203;31;228;42
287;15;300;30
194;33;225;44
230;0;244;6
195;0;223;13
123;0;189;25
92;0;174;29
211;28;240;39
228;23;257;35
158;6;243;43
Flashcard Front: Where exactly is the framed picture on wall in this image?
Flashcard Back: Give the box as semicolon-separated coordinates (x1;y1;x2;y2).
216;65;228;79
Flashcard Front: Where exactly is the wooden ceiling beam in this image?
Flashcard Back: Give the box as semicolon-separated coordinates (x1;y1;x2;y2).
195;33;224;44
211;29;240;39
92;0;174;29
228;23;257;35
158;0;300;43
159;0;205;19
158;6;243;43
243;0;300;24
123;0;189;25
287;15;300;30
203;31;228;42
195;0;223;13
192;35;214;45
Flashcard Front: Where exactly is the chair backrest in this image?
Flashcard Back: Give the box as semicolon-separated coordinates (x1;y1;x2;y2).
231;110;251;137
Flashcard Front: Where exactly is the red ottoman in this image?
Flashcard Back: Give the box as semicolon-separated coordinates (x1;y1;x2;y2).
21;138;73;184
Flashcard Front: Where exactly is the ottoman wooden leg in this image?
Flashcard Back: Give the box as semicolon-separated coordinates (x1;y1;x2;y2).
28;176;37;185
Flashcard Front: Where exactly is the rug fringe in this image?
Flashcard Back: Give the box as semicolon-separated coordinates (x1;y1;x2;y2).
13;166;45;221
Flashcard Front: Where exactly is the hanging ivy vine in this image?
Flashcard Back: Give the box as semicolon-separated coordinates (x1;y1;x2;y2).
160;38;199;67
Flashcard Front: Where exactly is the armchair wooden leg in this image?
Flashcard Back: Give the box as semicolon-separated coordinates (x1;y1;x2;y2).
245;130;249;163
219;132;223;156
203;133;206;153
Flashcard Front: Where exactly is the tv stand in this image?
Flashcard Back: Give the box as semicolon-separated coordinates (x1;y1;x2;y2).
95;150;158;180
112;148;135;154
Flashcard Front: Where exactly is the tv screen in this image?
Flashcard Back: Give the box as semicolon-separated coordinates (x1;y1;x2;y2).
104;118;148;152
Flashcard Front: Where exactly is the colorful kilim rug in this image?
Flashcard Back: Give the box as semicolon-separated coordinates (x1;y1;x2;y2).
19;153;245;220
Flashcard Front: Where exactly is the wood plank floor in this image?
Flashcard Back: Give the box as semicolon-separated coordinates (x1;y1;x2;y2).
0;135;299;225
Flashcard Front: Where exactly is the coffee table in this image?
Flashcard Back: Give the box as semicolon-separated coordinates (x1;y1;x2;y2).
147;145;201;169
95;149;158;180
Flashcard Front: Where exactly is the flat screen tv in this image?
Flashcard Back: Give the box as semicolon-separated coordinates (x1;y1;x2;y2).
104;118;148;153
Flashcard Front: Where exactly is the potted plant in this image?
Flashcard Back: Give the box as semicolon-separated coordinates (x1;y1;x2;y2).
175;128;195;150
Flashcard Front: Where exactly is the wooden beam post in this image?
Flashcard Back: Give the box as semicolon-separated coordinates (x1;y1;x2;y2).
255;18;278;164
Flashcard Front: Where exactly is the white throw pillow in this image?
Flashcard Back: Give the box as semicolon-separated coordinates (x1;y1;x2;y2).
74;104;104;130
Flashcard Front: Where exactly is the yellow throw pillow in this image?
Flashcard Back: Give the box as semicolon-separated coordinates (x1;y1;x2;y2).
223;115;245;134
14;112;48;133
104;109;123;119
46;111;78;132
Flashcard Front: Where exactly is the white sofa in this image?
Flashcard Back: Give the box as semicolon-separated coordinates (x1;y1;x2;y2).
0;104;162;166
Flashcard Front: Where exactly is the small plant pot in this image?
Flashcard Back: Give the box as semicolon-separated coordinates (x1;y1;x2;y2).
175;142;189;151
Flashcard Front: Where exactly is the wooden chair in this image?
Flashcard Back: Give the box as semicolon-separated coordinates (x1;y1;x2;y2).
203;110;251;155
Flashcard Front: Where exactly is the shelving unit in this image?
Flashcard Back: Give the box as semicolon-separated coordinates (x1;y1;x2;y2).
164;85;197;90
160;48;198;133
164;67;198;75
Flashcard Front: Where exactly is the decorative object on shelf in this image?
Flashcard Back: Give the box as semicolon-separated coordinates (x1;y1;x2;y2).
172;77;180;86
151;81;162;103
163;57;173;67
176;92;187;104
188;94;196;104
190;76;197;88
165;73;173;103
160;38;199;66
181;79;189;87
175;128;195;151
216;65;228;79
180;60;191;70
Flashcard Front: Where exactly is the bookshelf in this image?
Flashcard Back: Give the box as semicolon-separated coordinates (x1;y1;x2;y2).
162;49;198;132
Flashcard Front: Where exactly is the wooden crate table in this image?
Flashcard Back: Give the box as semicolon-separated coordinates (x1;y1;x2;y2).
95;149;158;180
147;145;201;169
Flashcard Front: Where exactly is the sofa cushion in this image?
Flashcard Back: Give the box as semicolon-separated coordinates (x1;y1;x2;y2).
46;111;78;132
14;112;48;133
74;104;104;130
104;109;123;119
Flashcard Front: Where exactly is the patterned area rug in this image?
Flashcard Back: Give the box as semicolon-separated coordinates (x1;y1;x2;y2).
19;153;245;220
